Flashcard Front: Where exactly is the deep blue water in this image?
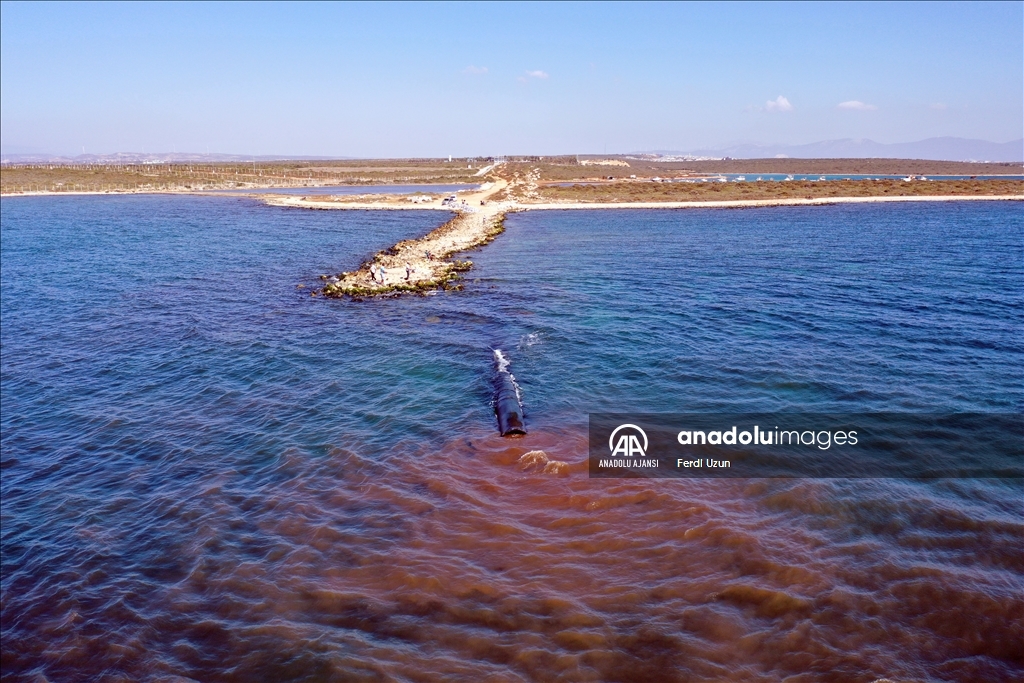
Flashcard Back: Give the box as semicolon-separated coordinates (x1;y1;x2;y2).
2;195;1022;681
475;204;1023;418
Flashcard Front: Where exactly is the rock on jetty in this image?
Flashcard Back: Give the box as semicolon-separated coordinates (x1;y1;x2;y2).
261;178;510;297
321;199;511;296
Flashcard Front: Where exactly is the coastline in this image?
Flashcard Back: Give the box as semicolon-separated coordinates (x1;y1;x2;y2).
280;189;1021;297
5;179;1020;298
0;183;482;199
270;192;1023;212
306;180;515;296
519;194;1024;210
0;188;225;197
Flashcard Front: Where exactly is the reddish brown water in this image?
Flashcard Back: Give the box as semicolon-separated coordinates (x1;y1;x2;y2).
6;426;1021;682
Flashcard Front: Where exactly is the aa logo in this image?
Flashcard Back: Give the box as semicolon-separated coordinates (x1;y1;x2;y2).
609;424;648;457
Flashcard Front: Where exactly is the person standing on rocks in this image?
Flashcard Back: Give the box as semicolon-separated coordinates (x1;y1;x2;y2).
405;262;414;281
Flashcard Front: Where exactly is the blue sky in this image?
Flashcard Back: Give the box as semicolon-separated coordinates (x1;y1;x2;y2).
1;1;1021;157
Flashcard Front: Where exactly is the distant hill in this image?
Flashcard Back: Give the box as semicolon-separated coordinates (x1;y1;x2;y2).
659;137;1024;162
0;152;355;164
4;138;1022;164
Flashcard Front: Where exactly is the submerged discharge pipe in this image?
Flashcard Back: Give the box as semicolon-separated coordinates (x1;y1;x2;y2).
493;349;526;436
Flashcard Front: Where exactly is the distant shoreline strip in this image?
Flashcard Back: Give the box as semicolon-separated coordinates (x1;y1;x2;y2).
2;191;1020;210
517;195;1024;210
258;193;1023;212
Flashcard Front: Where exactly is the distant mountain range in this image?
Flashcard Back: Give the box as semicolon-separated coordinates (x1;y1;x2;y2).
0;151;354;164
661;137;1023;162
3;137;1022;163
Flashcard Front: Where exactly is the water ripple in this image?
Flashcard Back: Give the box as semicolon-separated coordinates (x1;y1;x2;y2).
2;196;1022;681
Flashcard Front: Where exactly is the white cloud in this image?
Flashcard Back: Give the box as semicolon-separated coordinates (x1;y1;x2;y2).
765;95;793;112
463;65;488;75
837;100;878;111
525;70;549;79
929;102;947;110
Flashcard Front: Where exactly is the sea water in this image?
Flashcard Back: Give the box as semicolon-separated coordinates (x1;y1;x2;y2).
2;195;1021;681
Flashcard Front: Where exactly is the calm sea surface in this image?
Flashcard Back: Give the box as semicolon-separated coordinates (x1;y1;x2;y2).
1;195;1022;682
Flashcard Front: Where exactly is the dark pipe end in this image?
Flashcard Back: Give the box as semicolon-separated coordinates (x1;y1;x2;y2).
496;396;527;436
499;418;527;437
495;372;526;436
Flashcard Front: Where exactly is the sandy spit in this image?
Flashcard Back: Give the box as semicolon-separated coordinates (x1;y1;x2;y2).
299;180;515;295
271;187;1021;297
517;195;1024;210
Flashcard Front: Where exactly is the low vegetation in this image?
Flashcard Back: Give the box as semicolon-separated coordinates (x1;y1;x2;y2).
4;156;1019;195
493;158;1022;182
532;178;1024;203
0;159;483;194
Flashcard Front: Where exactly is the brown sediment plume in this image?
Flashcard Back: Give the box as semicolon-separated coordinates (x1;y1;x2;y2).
6;422;1021;681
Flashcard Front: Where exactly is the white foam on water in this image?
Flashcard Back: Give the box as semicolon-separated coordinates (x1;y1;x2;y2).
493;348;510;373
518;332;541;350
517;450;569;475
493;348;524;407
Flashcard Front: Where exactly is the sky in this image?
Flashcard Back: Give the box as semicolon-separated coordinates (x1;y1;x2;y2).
1;1;1021;157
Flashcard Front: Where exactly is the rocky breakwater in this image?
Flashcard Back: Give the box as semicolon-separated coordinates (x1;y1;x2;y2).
319;199;512;298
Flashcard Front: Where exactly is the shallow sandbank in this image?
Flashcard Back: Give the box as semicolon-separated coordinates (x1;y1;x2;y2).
518;194;1024;210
